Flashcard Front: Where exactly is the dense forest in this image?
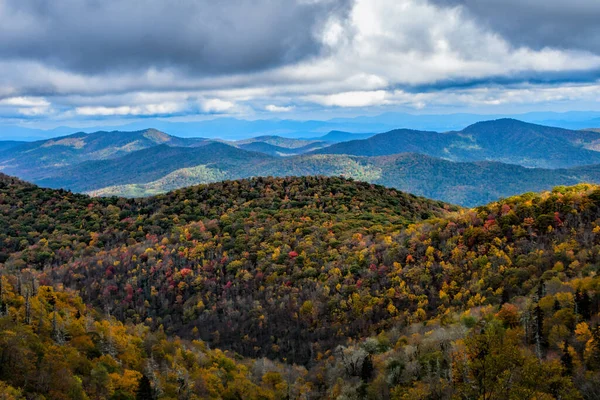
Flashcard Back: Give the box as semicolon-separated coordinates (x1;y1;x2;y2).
3;173;600;398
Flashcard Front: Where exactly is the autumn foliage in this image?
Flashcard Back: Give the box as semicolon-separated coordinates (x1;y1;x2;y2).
2;174;600;398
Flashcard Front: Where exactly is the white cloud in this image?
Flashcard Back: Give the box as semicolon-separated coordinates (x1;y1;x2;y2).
0;96;52;117
75;103;183;116
265;104;295;112
0;96;50;107
200;99;235;113
306;91;389;107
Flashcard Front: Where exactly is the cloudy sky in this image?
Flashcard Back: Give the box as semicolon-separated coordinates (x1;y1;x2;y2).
1;0;600;127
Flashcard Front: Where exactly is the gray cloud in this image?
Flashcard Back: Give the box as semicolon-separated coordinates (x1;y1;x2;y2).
1;0;600;124
0;0;351;75
432;0;600;54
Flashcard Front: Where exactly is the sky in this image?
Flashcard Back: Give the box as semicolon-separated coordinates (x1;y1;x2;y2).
0;0;600;129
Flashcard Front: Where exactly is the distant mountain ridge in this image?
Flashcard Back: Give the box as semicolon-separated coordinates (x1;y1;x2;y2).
233;135;329;156
312;118;600;168
2;110;600;140
59;148;600;206
36;142;270;192
4;118;600;206
312;130;376;142
0;128;209;179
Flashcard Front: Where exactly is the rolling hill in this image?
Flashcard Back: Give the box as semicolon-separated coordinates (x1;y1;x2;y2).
313;118;600;168
1;174;600;398
74;148;600;206
0;128;208;180
36;142;271;192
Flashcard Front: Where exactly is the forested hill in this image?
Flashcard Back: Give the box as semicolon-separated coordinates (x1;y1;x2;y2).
3;174;600;398
312;118;600;168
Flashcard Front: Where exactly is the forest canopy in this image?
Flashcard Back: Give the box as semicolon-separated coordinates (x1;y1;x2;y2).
2;174;600;399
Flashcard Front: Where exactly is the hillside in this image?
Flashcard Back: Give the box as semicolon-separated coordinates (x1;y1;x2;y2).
369;153;584;205
84;150;600;207
0;175;452;362
36;142;271;192
313;119;600;168
250;153;600;206
0;128;207;180
0;274;293;399
0;140;26;152
311;128;451;158
2;175;600;398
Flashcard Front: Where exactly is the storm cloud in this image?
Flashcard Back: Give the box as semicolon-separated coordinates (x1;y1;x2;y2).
0;0;352;75
432;0;600;54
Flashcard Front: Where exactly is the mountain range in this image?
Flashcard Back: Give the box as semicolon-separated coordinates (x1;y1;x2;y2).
311;118;600;168
3;118;600;206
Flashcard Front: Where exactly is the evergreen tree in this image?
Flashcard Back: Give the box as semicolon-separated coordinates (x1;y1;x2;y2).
589;326;600;371
560;341;573;376
576;289;592;320
360;354;374;382
136;375;154;400
533;304;546;359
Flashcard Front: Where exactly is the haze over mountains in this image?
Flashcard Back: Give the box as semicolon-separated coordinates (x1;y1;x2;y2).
2;118;600;206
3;111;600;141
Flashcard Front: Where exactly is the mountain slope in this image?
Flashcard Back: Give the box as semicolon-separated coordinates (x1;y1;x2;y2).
36;142;271;192
311;128;451;158
313;118;600;168
0;128;207;179
252;153;598;206
369;153;583;205
0;174;453;364
459;118;600;166
83;149;600;207
1;175;600;398
86;165;231;197
0;140;26;152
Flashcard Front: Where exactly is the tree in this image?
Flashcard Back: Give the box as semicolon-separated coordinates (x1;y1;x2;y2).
453;322;524;399
453;321;580;399
135;375;154;400
561;341;574;376
576;290;592;320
